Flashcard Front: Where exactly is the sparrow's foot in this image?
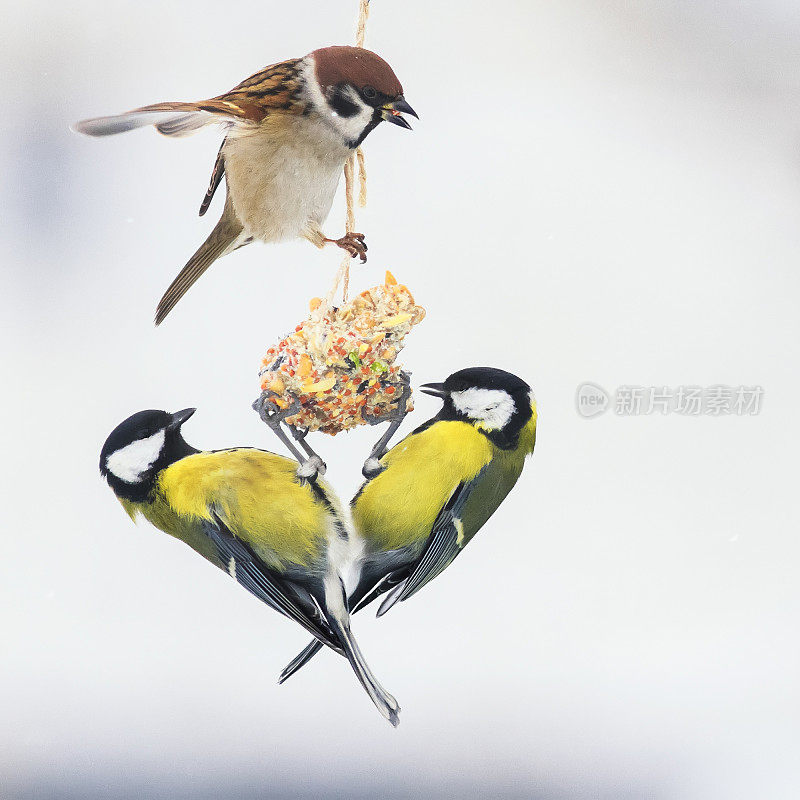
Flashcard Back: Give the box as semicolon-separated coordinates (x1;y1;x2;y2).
326;232;368;263
362;457;385;480
296;455;326;484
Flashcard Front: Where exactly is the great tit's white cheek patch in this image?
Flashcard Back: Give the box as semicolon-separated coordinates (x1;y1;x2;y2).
451;388;515;430
105;430;166;484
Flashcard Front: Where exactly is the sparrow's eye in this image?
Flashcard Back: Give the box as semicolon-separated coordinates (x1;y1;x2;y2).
361;86;377;101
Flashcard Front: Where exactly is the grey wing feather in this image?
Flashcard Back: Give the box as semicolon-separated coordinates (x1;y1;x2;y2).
74;109;215;138
155;112;217;137
203;515;343;654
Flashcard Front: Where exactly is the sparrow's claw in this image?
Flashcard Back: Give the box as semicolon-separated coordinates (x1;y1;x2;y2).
326;232;368;263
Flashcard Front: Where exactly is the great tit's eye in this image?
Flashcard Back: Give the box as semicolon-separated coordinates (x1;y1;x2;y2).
362;85;377;101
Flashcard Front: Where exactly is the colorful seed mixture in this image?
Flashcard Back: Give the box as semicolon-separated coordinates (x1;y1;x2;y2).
257;272;425;434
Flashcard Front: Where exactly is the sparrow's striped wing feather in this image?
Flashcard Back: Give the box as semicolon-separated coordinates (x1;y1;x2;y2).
220;58;303;116
74;58;304;138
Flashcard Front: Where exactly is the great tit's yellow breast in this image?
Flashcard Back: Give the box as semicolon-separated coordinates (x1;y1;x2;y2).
151;449;331;570
122;495;223;566
353;421;493;552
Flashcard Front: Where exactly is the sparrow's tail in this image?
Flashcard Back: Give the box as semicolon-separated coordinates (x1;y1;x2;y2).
154;195;247;325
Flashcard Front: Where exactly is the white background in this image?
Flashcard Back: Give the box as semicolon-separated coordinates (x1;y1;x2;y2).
2;1;800;798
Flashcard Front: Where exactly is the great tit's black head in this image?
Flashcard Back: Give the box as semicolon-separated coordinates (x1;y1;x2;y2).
421;367;533;448
100;408;197;501
311;46;417;148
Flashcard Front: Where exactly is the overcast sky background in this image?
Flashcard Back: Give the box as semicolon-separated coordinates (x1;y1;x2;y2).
2;1;800;798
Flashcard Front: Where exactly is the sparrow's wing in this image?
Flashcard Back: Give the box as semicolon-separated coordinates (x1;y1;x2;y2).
199;139;227;217
377;476;481;616
202;512;343;655
74;58;304;137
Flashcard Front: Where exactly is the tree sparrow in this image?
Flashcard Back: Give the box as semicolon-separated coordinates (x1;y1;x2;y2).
75;46;417;325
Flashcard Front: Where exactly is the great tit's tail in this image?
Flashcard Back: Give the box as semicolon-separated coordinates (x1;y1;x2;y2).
154;194;247;325
323;576;400;727
279;571;409;684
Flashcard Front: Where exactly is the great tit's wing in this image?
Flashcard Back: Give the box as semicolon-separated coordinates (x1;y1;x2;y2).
203;513;343;654
74;58;304;137
353;571;409;613
377;476;481;615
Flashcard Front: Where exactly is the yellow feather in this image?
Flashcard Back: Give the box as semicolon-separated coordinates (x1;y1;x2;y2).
353;421;493;552
354;402;537;554
137;449;331;569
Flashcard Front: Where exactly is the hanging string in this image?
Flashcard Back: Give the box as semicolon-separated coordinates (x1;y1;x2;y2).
355;0;369;46
354;0;369;210
357;147;367;208
328;0;371;308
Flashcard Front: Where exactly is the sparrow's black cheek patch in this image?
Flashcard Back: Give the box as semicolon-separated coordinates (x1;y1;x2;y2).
330;86;360;118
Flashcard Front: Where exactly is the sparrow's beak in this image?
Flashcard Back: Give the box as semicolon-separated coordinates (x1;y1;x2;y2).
420;382;448;398
381;96;418;130
169;408;196;429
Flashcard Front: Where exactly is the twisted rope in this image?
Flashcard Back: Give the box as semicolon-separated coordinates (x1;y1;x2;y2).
328;0;370;307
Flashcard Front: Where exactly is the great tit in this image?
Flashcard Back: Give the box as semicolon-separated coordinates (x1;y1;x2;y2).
99;407;400;725
279;366;537;682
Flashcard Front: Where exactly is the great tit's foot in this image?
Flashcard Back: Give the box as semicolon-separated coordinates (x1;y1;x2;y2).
290;425;309;441
254;395;301;428
297;455;326;483
326;232;367;263
362;457;386;480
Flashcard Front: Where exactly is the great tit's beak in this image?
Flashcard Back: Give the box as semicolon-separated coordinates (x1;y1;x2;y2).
420;383;448;398
381;96;418;130
169;408;196;429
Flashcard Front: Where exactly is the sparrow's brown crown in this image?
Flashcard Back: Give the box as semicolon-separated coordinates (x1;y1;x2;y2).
312;46;403;97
